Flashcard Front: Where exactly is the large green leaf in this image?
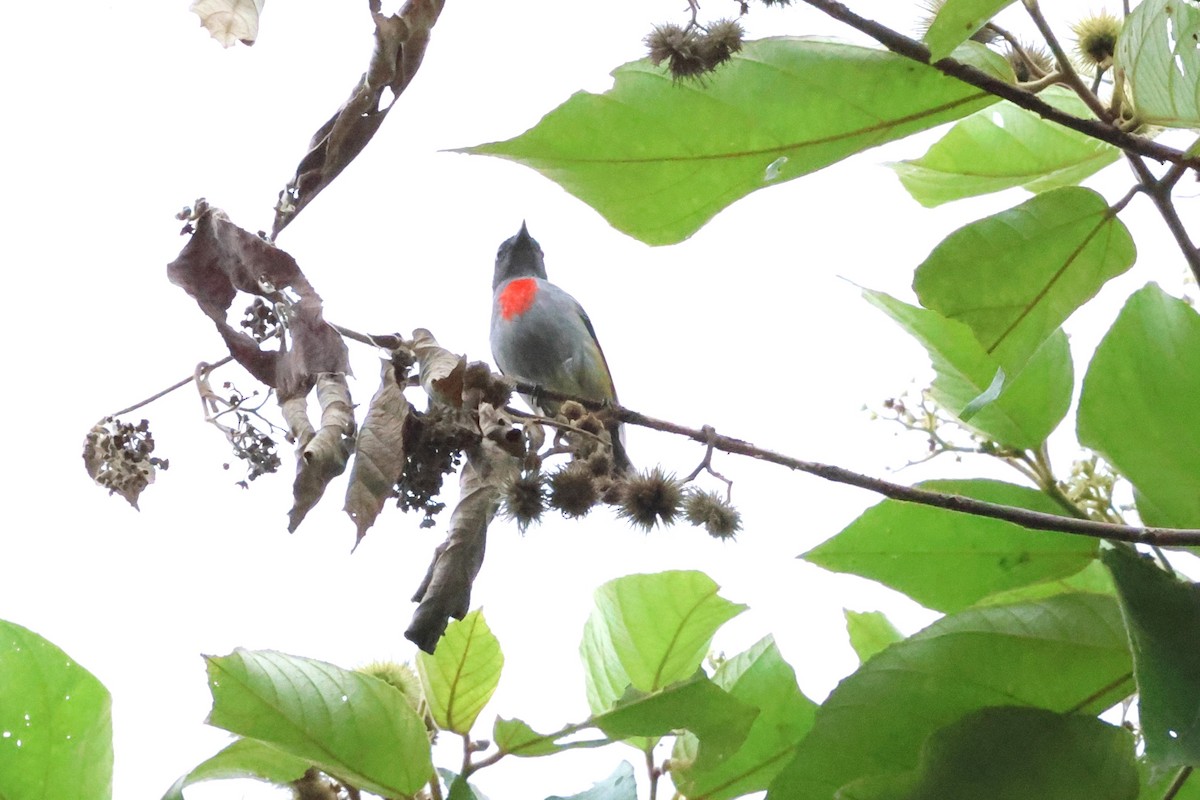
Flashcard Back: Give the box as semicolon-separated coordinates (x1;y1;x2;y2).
1104;547;1200;768
580;571;745;715
840;707;1138;800
865;290;1072;448
767;593;1134;800
547;761;638;800
416;609;503;735
913;187;1135;371
892;86;1121;206
593;672;758;768
671;637;816;800
923;0;1016;60
974;559;1115;607
844;610;904;663
804;479;1096;613
1116;0;1200;127
205;649;432;798
461;38;1010;245
0;619;112;800
1078;284;1200;527
160;739;311;799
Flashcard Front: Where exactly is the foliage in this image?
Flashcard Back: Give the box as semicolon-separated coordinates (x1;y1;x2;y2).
35;0;1200;799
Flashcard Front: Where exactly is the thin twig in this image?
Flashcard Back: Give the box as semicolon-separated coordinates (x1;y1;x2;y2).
985;23;1045;79
107;356;234;418
796;0;1200;168
646;748;659;800
1126;154;1200;282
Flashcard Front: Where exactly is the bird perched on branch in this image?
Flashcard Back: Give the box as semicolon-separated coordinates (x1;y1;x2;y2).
490;222;631;472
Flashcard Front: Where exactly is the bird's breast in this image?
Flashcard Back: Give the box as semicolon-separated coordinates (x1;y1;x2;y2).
496;277;540;321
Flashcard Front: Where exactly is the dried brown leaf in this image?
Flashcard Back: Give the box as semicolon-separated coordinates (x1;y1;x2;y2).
287;373;355;533
406;438;519;652
190;0;264;47
412;328;465;407
345;358;412;545
167;203;348;394
271;0;446;237
82;418;162;509
479;403;524;459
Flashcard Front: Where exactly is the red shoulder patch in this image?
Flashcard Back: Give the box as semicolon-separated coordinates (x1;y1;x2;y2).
498;278;539;321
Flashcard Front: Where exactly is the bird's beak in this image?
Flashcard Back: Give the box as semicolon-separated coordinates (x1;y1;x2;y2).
517;221;531;241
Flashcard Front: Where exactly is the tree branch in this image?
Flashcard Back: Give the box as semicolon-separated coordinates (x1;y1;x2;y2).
797;0;1200;169
509;379;1200;547
1126;153;1200;283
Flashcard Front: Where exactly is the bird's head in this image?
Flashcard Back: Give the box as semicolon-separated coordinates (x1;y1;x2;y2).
493;221;547;289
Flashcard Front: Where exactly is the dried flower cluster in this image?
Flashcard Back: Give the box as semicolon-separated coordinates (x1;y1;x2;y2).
82;417;169;508
645;19;745;80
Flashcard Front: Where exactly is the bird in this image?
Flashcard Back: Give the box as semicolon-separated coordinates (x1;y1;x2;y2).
490;222;631;472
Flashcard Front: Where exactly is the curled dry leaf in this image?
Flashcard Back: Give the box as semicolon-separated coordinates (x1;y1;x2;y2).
406;439;519;653
479;403;524;459
271;0;446;237
82;417;166;509
287;373;355;533
412;328;465;407
190;0;264;47
345;358;413;546
167;203;348;398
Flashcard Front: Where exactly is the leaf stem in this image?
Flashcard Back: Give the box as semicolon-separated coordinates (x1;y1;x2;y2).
1021;0;1112;121
1164;766;1195;800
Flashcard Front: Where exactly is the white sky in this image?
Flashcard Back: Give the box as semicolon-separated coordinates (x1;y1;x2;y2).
2;1;1189;798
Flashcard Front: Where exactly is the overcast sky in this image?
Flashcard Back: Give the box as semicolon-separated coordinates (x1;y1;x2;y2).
1;1;1182;798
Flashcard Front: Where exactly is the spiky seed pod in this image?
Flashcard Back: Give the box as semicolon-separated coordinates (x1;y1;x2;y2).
559;400;587;422
684;489;742;540
618;468;683;530
644;22;708;80
503;471;547;531
292;769;338;800
578;414;604;437
586;450;614;477
646;23;690;65
548;464;600;518
698;19;744;68
759;0;793;6
1072;11;1121;70
1006;42;1055;82
356;661;424;712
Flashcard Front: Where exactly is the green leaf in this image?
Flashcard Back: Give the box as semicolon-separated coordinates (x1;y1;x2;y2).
767;593;1134;800
844;611;904;663
804;479;1095;613
580;571;745;715
161;738;310;798
205;649;432;798
1104;547;1200;768
460;38;1011;245
547;761;638;800
492;717;609;757
416;609;503;735
671;637;816;800
974;559;1115;607
0;619;112;800
913;187;1136;371
840;707;1138;800
1116;0;1200;127
865;290;1072;449
1078;284;1200;527
923;0;1015;60
438;768;486;800
891;86;1120;206
593;672;758;767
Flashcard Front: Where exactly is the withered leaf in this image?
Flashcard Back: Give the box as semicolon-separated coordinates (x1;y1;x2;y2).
412;328;465;407
345;358;413;546
271;0;446;237
407;439;519;653
190;0;264;47
286;373;355;533
167;203;348;394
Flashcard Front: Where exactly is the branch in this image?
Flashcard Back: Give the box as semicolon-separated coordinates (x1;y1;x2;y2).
509;379;1200;547
1126;153;1200;283
797;0;1200;169
107;356;234;418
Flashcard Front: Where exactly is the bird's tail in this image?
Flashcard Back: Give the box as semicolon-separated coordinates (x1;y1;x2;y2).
610;423;633;474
